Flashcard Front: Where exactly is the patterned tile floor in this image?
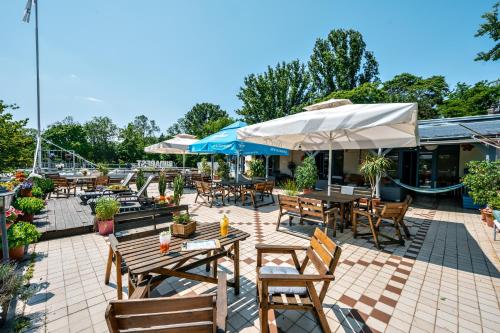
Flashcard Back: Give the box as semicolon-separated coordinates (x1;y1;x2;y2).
16;190;500;333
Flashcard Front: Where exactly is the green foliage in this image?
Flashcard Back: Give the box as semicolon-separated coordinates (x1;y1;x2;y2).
173;213;191;224
287;161;297;177
84;116;118;163
135;169;146;197
97;163;109;176
248;159;265;178
31;186;44;199
216;158;230;180
7;222;41;248
14;316;32;333
437;81;500;117
0;101;34;171
295;156;318;190
488;194;500;210
474;2;499;62
173;175;184;206
200;158;211;176
237;60;314;124
33;177;54;194
43;117;90;159
95;197;120;221
462;160;500;205
309;29;379;96
325;82;387;104
168;103;229;138
360;155;391;198
158;171;167;196
14;197;45;215
0;263;24;306
201;117;235;138
282;179;299;196
118;115;160;162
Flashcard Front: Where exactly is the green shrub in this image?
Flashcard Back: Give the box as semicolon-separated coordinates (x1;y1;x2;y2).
248;159;265;178
282;179;299;196
95;197;120;221
33;177;54;194
462;160;500;206
200;158;211;176
173;175;184;206
360;155;391;198
98;163;109;176
14;197;45;215
158;171;167;197
7;222;41;249
173;213;192;224
0;263;24;306
216;158;230;179
31;186;44;199
295;156;318;190
135;169;146;196
488;194;500;210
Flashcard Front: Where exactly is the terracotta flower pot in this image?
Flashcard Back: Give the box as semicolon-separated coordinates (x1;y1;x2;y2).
19;189;32;197
18;214;33;223
480;209;486;222
484;210;494;228
9;246;25;261
302;188;314;194
97;220;114;236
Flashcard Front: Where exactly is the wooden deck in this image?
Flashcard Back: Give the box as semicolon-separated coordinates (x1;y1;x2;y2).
34;196;94;240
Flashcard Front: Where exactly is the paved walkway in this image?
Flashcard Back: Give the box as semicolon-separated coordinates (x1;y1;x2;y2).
16;191;500;333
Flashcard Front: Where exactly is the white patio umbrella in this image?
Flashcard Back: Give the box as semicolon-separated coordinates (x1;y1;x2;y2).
237;102;419;195
144;134;198;171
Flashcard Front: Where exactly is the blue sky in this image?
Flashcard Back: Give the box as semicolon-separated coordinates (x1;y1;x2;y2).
1;0;498;132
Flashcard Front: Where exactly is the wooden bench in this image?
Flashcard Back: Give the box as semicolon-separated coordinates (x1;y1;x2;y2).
104;205;189;299
105;272;228;332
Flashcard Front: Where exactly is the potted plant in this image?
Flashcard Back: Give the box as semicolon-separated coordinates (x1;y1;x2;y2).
4;207;23;231
158;171;167;201
173;175;184;207
14;197;45;222
31;186;44;199
172;213;196;237
135;169;146;197
295;156;318;194
463;160;500;225
486;195;500;228
216;159;230;180
33;177;54;198
19;181;33;197
282;179;299;196
248;159;265;179
0;264;23;326
6;222;41;260
359;155;391;205
95;197;120;235
81;168;89;176
98;163;109;176
200;158;211;177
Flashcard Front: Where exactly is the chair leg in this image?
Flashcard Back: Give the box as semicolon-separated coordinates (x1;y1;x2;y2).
104;246;113;285
276;211;282;231
369;216;381;249
394;219;405;245
352;213;358;238
307;282;331;333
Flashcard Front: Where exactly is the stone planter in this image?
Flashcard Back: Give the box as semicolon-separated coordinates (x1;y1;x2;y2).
172;221;196;238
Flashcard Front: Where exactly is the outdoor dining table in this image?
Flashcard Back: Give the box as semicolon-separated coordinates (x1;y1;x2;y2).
214;179;256;203
299;191;362;236
107;222;250;299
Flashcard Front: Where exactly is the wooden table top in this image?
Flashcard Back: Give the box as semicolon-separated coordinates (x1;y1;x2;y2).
300;191;362;204
112;223;250;275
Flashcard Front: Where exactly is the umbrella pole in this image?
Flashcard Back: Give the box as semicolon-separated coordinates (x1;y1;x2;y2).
182;154;186;174
236;152;240;182
265;155;269;180
211;155;214;180
328;142;332;196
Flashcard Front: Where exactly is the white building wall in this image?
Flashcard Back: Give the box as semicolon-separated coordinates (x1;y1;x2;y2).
459;143;489;176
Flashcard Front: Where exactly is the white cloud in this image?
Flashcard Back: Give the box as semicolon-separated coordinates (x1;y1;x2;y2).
76;96;104;103
70;74;78;79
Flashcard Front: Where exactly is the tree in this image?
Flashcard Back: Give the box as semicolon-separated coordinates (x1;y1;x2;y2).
43;117;90;159
118;115;161;162
325;82;387;104
201;116;235;138
382;73;449;119
438;81;500;117
308;29;379;96
237;60;314;124
133;115;160;140
0;101;34;171
475;2;499;62
84;116;118;163
181;103;229;138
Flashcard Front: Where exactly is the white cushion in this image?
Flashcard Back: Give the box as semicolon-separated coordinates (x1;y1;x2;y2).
259;266;307;295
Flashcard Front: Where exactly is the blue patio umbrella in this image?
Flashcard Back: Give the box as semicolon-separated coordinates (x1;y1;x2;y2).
189;121;288;180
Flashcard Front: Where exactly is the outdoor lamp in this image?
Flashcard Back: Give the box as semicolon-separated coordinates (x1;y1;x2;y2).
0;191;14;262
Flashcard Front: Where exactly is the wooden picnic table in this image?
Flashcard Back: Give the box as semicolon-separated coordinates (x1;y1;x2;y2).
107;222;250;299
299;191;362;235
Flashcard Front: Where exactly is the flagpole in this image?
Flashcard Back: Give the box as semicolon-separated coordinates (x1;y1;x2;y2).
35;0;42;170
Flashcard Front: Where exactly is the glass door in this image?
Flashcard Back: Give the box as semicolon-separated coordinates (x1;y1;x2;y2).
418;151;434;188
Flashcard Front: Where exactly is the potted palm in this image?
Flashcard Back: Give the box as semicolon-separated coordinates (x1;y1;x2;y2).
172;213;196;238
98;163;109;176
360;155;391;205
95;197;120;235
14;197;45;222
6;222;41;260
295;156;318;194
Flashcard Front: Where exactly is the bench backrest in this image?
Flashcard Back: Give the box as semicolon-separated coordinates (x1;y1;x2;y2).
95;176;109;186
114;205;189;234
299;197;325;220
307;228;342;276
264;180;274;193
52;177;69;187
277;195;300;213
379;202;405;219
254;182;266;192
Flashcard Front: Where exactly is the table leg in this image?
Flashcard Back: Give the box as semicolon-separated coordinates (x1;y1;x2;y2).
206;251;211;272
116;252;123;300
340;204;345;233
212;251;218;279
234;241;240;295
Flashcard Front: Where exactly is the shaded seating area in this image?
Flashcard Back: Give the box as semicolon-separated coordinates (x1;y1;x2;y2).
256;228;342;333
49;176;77;198
194;181;226;208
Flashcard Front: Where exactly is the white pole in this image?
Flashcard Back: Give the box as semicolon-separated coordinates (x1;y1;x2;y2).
182;154;186;174
328;141;332;196
265;155;269;180
35;0;42;171
375;148;382;198
236;152;240;182
211;155;214;180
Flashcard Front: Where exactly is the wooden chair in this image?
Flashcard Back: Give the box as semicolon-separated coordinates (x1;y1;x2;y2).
264;180;275;204
352;202;406;249
194;181;225;208
329;184;341;193
50;177;77;198
276;195;301;231
256;228;342;333
397;195;412;238
299;197;339;236
353;187;372;211
105;272;228;333
241;182;268;207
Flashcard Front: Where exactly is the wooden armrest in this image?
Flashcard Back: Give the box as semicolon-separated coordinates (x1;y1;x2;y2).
259;274;335;282
255;244;309;252
216;272;227;332
324;207;338;214
352;209;374;218
129;274;153;299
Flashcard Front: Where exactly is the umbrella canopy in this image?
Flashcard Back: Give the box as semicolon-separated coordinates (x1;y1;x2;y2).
236;103;418;150
188;121;289;156
237;102;419;195
144;134;198;155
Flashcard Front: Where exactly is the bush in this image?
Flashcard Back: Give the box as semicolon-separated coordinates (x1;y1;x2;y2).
0;264;23;306
248;159;265;178
31;186;44;199
360;155;391;198
488;194;500;211
463;160;500;206
33;177;54;194
216;158;230;180
7;222;41;249
14;197;45;215
135;169;146;197
98;163;109;176
282;179;299;196
200;158;211;176
95;197;120;221
295;156;318;190
158;171;167;197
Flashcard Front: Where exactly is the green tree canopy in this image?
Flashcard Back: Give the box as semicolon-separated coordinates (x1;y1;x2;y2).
43;117;90;158
437;81;500;117
118;115;161;162
326;82;387;104
182;103;229;138
200;116;235;138
475;2;499;62
84;116;118;163
237;60;314;124
309;29;379;96
0;101;34;171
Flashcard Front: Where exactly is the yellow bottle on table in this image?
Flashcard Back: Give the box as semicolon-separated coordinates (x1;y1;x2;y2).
220;214;229;237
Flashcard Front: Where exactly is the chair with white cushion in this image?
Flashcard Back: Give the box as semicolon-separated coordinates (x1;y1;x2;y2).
255;228;342;333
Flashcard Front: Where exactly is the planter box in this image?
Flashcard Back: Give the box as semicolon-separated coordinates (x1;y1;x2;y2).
172;221;196;238
462;195;483;210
